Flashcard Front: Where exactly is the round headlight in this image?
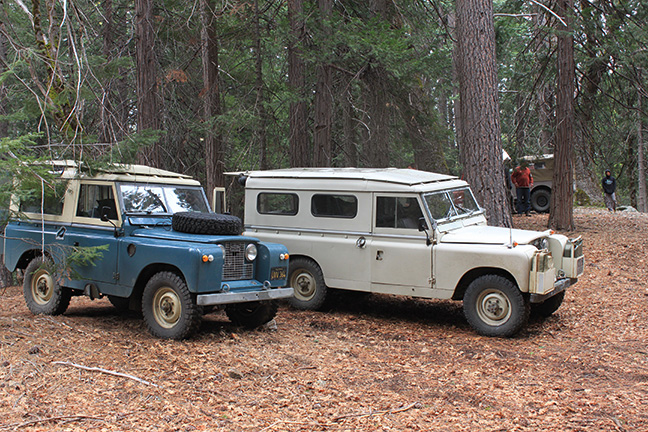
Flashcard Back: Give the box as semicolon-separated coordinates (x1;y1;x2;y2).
533;238;549;250
245;244;258;262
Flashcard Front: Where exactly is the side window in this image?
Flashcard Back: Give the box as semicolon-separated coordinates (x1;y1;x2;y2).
76;184;118;220
19;181;67;215
257;193;298;216
376;196;423;229
311;194;357;218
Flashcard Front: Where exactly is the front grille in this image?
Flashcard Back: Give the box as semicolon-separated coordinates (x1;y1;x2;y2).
222;242;254;281
576;256;585;276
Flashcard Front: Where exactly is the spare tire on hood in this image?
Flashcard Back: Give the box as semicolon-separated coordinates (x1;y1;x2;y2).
172;212;242;235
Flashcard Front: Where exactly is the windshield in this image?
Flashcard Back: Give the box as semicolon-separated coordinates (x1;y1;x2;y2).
119;183;209;215
423;187;481;222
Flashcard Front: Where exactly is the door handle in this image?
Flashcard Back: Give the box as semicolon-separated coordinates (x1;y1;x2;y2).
56;227;66;240
356;236;366;249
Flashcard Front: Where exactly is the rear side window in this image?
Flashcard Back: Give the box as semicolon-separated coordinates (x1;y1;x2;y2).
257;193;298;215
311;194;358;218
19;180;67;215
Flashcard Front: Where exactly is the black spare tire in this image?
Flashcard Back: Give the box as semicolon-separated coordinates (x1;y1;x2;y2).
172;212;242;235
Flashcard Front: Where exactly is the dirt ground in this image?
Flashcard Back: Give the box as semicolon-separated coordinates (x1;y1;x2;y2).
1;207;647;431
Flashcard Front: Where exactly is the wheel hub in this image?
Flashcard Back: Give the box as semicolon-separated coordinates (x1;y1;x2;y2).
294;272;316;299
485;298;504;317
32;271;54;305
153;288;181;328
477;289;511;325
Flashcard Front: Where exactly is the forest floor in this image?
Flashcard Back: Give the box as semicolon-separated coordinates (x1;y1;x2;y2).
1;207;647;432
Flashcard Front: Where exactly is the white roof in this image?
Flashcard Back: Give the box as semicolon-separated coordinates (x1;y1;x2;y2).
230;168;455;185
46;160;199;185
228;168;464;193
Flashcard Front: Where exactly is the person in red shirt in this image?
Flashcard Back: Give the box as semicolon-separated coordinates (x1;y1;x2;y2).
511;161;534;216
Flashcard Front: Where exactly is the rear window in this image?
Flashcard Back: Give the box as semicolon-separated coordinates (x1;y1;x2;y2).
19;180;67;216
311;194;357;218
257;193;298;215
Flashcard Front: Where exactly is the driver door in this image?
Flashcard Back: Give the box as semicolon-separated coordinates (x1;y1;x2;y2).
370;195;433;292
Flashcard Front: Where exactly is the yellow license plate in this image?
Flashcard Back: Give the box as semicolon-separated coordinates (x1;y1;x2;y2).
271;267;286;280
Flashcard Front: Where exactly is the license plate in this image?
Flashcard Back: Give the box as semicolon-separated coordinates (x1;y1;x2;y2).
271;267;286;280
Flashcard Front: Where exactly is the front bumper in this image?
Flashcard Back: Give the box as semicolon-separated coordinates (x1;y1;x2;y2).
196;287;294;306
529;278;575;303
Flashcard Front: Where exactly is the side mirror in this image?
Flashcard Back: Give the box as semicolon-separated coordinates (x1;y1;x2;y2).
100;207;120;237
418;217;435;246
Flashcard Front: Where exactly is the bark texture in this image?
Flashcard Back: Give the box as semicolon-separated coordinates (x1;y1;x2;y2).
201;0;224;193
254;0;269;170
288;0;310;168
456;0;510;227
637;78;646;212
549;0;575;230
135;0;161;167
312;0;333;167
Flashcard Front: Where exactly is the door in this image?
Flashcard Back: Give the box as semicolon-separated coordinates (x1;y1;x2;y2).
370;195;433;293
67;182;122;289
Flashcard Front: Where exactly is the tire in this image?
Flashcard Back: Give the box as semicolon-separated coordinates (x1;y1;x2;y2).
172;212;241;235
287;258;328;310
532;291;565;318
142;272;201;340
463;275;530;337
23;257;71;315
226;301;278;329
531;188;551;213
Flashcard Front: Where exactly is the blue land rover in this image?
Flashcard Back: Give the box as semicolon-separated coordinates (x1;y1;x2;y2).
3;161;292;339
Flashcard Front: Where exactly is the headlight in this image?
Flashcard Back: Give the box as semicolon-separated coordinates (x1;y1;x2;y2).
245;243;258;262
532;237;549;250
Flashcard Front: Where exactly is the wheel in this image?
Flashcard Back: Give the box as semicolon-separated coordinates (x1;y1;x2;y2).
226;301;278;329
531;188;551;213
463;274;530;337
23;257;71;315
142;272;201;340
532;291;565;318
287;258;328;310
172;212;242;235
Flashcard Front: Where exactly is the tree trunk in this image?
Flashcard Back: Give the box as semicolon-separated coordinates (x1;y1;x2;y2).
288;0;309;168
201;0;224;194
313;0;333;167
135;0;161;167
98;0;113;144
364;69;390;167
0;30;7;139
637;74;647;212
342;88;358;166
363;0;391;168
455;0;510;227
253;0;269;170
549;0;575;230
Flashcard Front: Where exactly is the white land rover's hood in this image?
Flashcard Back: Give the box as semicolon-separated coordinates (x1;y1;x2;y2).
439;226;547;245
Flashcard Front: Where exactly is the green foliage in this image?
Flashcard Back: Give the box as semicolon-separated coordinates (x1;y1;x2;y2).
0;0;645;201
64;244;110;280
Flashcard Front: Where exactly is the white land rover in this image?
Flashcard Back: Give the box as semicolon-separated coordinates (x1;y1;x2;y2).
230;168;584;337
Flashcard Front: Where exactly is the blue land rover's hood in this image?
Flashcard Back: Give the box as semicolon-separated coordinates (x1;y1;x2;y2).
131;227;259;244
439;226;548;245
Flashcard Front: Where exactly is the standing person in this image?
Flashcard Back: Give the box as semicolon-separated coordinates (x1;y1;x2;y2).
511;161;533;216
601;169;617;211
